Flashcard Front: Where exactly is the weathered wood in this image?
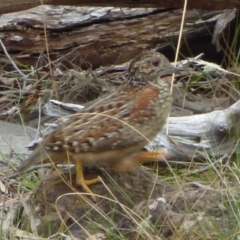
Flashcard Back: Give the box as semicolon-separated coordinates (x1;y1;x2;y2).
0;0;240;15
146;100;240;161
0;6;226;69
0;120;37;172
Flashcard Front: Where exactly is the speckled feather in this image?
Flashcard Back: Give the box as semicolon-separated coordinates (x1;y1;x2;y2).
17;51;174;173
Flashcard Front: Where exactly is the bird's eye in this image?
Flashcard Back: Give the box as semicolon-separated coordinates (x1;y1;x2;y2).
152;58;160;67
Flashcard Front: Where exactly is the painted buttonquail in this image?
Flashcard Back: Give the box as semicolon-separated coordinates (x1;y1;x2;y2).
15;51;175;199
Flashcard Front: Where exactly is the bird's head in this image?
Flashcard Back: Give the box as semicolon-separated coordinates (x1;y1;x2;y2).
128;51;178;85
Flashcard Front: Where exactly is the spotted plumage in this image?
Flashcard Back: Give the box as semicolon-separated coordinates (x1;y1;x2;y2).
15;51;176;200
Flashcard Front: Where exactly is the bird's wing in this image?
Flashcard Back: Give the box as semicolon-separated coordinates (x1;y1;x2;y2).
42;83;160;153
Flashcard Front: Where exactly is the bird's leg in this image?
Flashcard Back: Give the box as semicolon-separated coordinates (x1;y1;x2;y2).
113;150;168;172
75;160;100;200
133;150;168;163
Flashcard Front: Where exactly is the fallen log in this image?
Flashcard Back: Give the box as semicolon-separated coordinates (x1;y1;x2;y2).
146;99;240;162
0;6;231;69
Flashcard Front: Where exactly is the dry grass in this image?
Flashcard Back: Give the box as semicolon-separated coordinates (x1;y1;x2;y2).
0;2;240;240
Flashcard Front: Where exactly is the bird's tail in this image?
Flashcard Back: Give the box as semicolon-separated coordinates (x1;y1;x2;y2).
17;148;49;174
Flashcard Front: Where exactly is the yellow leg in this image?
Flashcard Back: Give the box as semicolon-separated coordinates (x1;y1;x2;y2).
75;160;100;200
133;150;168;163
113;150;168;172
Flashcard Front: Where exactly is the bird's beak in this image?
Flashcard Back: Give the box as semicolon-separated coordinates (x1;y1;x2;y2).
166;65;180;74
162;65;180;76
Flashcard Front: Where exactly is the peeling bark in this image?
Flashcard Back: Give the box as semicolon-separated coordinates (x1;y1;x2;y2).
0;6;228;69
0;0;240;15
